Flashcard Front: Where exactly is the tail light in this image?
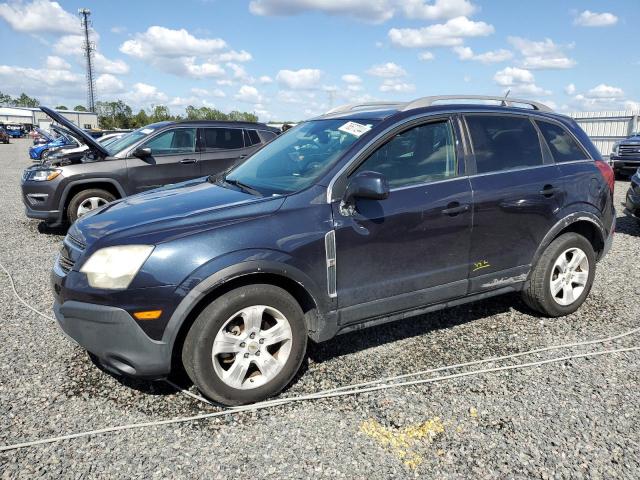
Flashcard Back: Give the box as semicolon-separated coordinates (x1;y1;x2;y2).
595;160;615;195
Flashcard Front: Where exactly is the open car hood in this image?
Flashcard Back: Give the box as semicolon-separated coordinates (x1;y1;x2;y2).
39;106;109;157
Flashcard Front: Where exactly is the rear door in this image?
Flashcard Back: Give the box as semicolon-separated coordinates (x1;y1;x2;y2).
464;113;563;292
198;127;257;177
333;117;473;322
125;127;200;192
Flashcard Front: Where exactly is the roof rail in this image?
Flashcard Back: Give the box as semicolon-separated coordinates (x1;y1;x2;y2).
401;95;552;112
324;102;404;115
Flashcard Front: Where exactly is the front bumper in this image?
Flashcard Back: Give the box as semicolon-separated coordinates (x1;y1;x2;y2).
54;300;172;378
21;176;63;224
610;156;640;173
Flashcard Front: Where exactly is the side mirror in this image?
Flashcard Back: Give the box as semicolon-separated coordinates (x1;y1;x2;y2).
133;147;152;159
341;170;389;215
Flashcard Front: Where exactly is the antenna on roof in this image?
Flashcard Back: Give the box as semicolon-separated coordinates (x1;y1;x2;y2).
501;89;511;106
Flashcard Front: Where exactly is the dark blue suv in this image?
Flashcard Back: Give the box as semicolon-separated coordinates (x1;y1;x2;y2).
51;95;615;405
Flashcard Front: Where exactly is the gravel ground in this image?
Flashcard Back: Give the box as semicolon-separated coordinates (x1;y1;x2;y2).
1;137;639;478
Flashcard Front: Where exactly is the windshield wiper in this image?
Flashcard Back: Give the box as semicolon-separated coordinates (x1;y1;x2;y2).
224;178;263;197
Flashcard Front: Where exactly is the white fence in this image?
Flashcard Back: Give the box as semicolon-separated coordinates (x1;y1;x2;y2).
568;111;640;159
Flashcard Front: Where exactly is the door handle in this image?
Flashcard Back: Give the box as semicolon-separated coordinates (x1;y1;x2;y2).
441;202;470;216
540;184;561;197
180;158;197;164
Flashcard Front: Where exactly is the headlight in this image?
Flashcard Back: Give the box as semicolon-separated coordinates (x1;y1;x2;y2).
30;169;61;181
80;245;154;289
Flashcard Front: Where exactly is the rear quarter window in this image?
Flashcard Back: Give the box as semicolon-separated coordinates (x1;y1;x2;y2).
536;120;587;162
466;115;544;174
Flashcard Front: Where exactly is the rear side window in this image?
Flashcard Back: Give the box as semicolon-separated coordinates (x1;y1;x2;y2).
203;128;244;150
243;129;261;146
536;120;586;162
258;130;277;143
466;115;543;174
355;120;457;188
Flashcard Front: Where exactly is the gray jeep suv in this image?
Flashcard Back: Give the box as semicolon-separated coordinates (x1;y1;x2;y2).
21;107;279;226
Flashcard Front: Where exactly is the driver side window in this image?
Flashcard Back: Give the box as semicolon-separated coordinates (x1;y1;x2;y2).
143;128;196;155
355;120;457;189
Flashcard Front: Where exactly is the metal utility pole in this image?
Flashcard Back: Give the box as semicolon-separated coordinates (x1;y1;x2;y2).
79;8;96;112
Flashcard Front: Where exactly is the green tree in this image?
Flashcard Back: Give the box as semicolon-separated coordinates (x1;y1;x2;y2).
149;105;179;123
0;91;13;105
132;109;150;128
73;105;88;112
185;105;229;121
55;105;68;110
96;100;133;129
228;110;258;122
13;93;40;107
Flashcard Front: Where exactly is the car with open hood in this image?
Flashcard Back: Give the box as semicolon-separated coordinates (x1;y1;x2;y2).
50;95;616;406
21;106;279;225
28;125;79;160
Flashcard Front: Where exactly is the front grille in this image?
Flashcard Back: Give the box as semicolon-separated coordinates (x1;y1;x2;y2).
619;144;640;157
56;231;87;275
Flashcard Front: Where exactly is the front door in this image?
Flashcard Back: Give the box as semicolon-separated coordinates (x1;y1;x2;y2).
332;118;473;323
126;127;200;192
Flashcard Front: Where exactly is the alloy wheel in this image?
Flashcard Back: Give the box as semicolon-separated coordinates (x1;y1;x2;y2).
549;247;589;306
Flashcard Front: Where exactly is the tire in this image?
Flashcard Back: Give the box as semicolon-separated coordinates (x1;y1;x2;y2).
182;284;308;406
522;232;596;317
67;188;116;224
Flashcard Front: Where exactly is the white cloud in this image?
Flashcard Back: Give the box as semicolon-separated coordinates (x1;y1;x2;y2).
258;75;273;84
418;51;435;61
453;46;513;63
508;36;576;70
191;87;226;98
217;50;253;63
0;59;83;99
45;55;71;70
235;85;263;103
379;79;415;93
574;10;618;27
120;26;227;59
226;62;249;80
585;84;624;99
494;67;551;96
94;53;130;75
342;74;362;84
276;68;322;89
0;0;77;34
366;62;406;78
53;35;85;56
389;16;494;48
564;83;576;95
95;74;125;94
110;26;126;34
249;0;477;23
217;79;233;86
126;83;169;105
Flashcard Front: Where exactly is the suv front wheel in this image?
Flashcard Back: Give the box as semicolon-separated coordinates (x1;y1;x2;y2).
182;284;308;405
522;232;596;317
67;188;116;224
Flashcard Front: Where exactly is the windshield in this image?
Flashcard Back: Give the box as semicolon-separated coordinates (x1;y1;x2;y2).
224;119;378;195
105;125;164;156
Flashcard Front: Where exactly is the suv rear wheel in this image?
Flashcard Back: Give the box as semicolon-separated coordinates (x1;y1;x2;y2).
522;232;596;317
67;188;116;224
182;284;307;406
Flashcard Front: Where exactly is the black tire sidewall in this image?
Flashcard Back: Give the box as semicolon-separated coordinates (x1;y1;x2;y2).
67;189;116;224
538;233;596;317
184;285;307;405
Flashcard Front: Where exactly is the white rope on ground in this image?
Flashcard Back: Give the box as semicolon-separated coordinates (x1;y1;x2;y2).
1;260;638;451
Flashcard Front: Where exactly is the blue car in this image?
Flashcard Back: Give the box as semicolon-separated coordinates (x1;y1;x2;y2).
51;95;615;405
5;124;24;138
29;126;77;160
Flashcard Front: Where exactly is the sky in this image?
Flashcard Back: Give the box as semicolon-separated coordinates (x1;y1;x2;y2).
0;0;638;121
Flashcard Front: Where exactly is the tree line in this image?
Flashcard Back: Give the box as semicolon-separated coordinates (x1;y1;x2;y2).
0;91;259;130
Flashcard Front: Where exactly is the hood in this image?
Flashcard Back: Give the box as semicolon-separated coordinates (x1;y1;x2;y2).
40;106;109;157
35;127;53;141
74;177;285;245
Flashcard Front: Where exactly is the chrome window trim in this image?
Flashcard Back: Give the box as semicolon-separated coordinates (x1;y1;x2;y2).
388;175;469;193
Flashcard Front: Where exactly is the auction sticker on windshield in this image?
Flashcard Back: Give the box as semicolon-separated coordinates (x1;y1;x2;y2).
338;121;372;138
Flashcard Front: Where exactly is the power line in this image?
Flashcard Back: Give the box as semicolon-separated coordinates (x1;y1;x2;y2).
79;8;96;112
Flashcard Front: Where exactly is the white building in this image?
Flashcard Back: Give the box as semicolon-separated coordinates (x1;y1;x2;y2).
0;106;98;131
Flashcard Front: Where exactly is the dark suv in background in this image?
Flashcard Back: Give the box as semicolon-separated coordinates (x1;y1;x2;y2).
610;132;640;177
21;107;279;225
51;95;615;406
